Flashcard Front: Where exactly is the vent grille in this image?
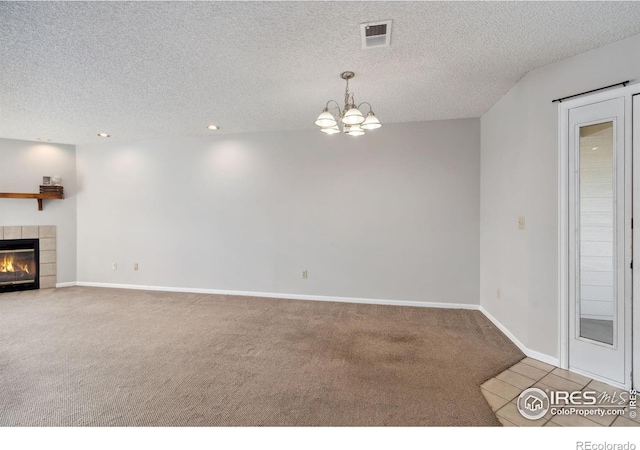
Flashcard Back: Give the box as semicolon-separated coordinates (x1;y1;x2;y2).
360;20;392;49
365;24;387;37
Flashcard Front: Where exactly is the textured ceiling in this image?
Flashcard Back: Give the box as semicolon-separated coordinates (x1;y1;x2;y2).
2;1;640;145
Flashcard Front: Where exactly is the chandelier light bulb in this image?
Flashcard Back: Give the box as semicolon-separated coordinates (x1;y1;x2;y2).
346;124;365;136
361;112;382;130
320;125;341;134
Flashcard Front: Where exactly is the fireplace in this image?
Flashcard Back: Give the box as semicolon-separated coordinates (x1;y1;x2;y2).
0;239;39;293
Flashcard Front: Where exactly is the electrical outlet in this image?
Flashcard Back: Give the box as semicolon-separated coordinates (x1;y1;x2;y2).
497;288;501;300
112;262;118;270
133;263;139;271
518;216;525;230
302;270;308;279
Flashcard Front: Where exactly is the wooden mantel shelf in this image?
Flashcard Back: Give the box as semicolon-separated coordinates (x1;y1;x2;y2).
0;192;64;211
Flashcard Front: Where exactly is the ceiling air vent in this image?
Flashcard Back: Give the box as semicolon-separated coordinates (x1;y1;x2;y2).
360;20;392;49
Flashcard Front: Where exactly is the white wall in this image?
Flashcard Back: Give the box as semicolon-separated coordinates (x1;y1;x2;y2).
76;120;480;304
0;138;77;283
480;33;640;359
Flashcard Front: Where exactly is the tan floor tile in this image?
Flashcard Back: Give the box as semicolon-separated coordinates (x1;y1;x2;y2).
496;369;536;390
482;388;509;412
496;402;548;427
585;410;618;427
509;361;550;381
557;407;618;427
585;380;630;404
487;357;637;429
498;416;517;427
611;416;640;427
481;378;522;401
511;386;556;422
540;373;584;392
620;410;640;424
521;357;556;372
530;382;555;392
551;368;591;387
550;413;601;427
534;380;623;419
586;379;620;392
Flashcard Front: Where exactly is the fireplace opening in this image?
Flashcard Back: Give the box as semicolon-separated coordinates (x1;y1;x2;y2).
0;239;39;293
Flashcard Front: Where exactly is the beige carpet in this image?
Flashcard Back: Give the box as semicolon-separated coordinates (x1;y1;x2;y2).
0;287;523;426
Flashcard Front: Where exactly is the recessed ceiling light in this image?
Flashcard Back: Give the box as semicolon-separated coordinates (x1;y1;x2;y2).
97;133;110;138
207;125;219;131
36;137;51;142
592;147;598;150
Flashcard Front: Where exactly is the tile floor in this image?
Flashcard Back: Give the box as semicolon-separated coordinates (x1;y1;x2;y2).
481;357;640;427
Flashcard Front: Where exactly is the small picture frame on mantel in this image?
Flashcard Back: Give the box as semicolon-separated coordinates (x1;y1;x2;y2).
42;176;51;186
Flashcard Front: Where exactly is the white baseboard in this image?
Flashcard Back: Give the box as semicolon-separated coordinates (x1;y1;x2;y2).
479;306;527;353
525;349;560;368
479;305;559;367
56;282;77;288
74;281;480;310
569;367;626;390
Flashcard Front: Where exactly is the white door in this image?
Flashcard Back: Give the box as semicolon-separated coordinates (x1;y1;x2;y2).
633;94;640;389
568;97;629;386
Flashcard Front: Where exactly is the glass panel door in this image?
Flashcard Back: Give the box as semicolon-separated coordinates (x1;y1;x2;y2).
578;122;615;345
568;96;627;386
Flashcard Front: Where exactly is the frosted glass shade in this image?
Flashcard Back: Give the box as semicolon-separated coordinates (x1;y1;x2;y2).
342;107;365;125
320;125;340;134
361;112;382;130
346;124;364;136
315;110;337;128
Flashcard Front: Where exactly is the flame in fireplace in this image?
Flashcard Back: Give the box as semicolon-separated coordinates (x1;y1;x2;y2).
0;254;14;272
0;254;29;274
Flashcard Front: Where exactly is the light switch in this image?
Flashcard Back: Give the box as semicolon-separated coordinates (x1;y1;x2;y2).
518;216;525;230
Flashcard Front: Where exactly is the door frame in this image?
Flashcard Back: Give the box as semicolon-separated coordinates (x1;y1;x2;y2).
558;83;640;390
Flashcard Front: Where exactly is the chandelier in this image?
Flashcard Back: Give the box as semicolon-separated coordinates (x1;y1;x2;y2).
314;71;382;136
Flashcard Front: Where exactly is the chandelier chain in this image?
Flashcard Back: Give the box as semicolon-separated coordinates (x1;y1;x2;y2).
344;77;350;110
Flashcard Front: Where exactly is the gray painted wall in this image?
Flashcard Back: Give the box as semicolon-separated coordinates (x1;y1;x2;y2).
0;138;77;283
480;33;640;359
76;120;481;304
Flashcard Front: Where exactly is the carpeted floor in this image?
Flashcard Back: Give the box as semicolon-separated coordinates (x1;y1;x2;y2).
0;287;523;426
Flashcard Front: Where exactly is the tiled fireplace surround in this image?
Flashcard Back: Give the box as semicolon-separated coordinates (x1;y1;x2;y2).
0;225;57;289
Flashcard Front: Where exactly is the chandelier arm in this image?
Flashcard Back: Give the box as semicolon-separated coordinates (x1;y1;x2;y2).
357;102;373;114
325;99;341;110
324;100;343;118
